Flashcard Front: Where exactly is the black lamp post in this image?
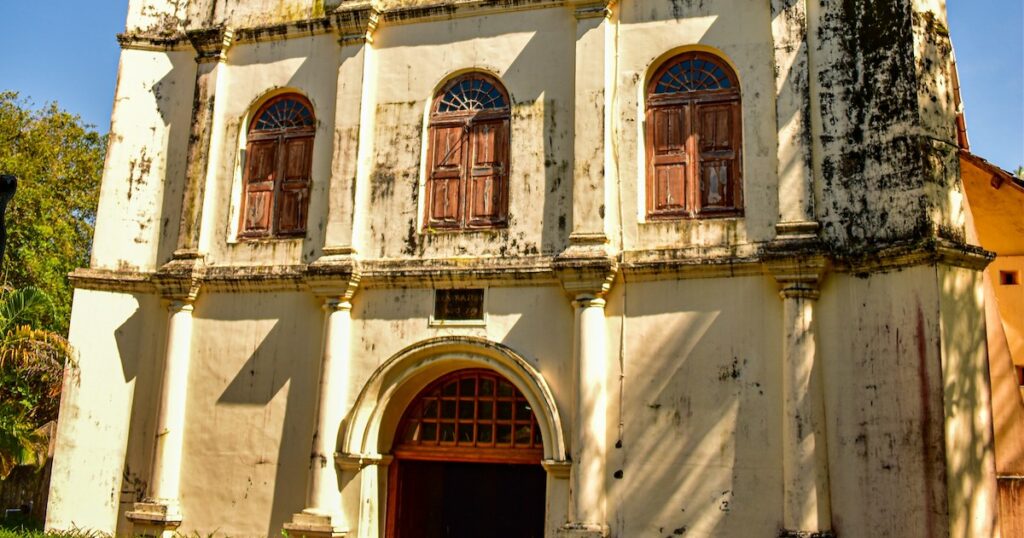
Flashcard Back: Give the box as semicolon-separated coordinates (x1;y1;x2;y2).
0;174;16;270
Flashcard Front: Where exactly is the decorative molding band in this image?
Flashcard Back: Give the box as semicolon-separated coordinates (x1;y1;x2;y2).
380;0;565;25
67;239;994;296
116;0;563;52
117;32;189;52
69;268;157;294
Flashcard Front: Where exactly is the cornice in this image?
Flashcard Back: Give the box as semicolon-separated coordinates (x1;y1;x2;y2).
117;0;565;51
69;268;158;294
67;239;993;297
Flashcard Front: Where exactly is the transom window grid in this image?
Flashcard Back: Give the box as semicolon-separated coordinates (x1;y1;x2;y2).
394;369;543;464
646;52;743;220
425;74;511;231
239;94;315;239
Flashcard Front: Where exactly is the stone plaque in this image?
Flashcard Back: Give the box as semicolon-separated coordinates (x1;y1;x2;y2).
434;289;485;321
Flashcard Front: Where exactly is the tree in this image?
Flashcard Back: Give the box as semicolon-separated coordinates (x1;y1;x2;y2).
0;287;71;479
0;91;105;334
1015;166;1023;180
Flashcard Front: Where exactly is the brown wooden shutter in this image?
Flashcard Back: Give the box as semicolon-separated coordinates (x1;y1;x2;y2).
647;105;689;217
694;101;741;215
241;139;277;237
426;125;467;229
466;119;509;227
275;135;313;235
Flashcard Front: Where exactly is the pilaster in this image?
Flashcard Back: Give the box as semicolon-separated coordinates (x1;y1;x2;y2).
173;26;233;260
323;4;381;257
567;0;617;254
128;267;203;537
765;230;834;538
770;0;817;228
554;253;615;538
286;264;362;537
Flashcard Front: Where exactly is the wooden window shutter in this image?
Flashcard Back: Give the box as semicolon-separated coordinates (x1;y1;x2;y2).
466;119;509;227
241;139;277;237
426;125;467;228
647;105;689;217
694;101;741;215
276;135;313;235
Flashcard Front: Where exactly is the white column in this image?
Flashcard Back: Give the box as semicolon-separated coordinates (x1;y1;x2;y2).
149;300;195;508
127;298;195;534
779;284;833;537
306;299;353;519
564;295;609;537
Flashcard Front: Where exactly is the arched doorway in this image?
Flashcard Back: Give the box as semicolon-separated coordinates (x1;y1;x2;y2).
385;369;546;538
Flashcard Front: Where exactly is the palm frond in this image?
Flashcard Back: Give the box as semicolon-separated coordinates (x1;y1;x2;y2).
0;287;54;336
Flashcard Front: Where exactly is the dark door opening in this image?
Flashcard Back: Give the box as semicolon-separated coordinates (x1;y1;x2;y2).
389;459;545;538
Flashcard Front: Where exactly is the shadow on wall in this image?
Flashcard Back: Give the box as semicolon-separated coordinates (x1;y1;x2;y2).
605;275;783;536
177;292;323;537
151;53;196;267
939;267;999;538
114;295;168;535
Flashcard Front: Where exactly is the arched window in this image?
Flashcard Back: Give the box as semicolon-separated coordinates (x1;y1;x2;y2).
239;94;315;238
426;73;511;230
646;52;742;219
394;369;543;464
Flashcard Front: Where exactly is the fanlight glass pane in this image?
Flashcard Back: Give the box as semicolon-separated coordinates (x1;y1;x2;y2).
396;370;542;451
253;97;315;131
437;77;508;113
654;57;734;94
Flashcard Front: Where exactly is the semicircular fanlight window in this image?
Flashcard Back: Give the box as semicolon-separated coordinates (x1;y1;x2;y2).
396;369;542;454
437;77;508;113
252;97;315;132
654;56;734;94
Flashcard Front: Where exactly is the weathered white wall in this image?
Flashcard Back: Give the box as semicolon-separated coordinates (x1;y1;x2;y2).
47;290;165;534
91;49;194;271
606;275;784;536
51;0;998;537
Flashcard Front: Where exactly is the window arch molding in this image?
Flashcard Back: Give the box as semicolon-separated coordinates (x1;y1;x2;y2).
237;91;316;239
424;71;512;231
644;49;743;219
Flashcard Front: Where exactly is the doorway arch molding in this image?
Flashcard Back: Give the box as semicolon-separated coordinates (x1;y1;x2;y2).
339;336;569;466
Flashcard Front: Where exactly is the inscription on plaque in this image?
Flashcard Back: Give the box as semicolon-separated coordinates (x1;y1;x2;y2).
434;289;485;321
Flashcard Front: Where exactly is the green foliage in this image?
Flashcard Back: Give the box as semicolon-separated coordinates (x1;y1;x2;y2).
0;91;105;334
0;287;71;479
1014;165;1023;180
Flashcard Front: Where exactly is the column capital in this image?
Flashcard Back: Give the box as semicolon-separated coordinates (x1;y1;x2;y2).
307;258;361;302
569;0;616;19
334;452;393;472
764;223;829;299
553;253;617;299
542;459;572;479
573;296;607;310
333;3;381;46
187;27;234;63
155;255;205;303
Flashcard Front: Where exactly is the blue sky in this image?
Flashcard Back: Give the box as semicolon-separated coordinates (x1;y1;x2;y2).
0;1;1021;171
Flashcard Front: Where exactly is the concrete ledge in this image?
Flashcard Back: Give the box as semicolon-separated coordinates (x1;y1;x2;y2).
283;512;348;538
557;523;609;537
126;502;182;538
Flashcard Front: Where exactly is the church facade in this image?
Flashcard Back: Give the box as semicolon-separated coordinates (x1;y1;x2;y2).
46;1;1001;537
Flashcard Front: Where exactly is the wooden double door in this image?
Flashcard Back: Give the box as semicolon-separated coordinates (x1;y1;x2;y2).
385;369;547;537
387;459;545;538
